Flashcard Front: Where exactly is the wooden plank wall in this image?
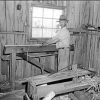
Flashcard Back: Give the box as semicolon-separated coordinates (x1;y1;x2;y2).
0;0;100;82
73;32;100;76
66;1;100;76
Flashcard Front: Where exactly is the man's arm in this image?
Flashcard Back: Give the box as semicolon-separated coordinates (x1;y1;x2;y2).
46;36;60;45
42;34;60;46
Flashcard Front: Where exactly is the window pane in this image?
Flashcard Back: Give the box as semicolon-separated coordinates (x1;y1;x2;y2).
43;28;52;38
43;19;52;28
32;7;63;38
32;28;42;38
52;29;58;37
43;8;53;18
32;7;43;17
53;9;62;19
53;19;59;28
32;18;42;28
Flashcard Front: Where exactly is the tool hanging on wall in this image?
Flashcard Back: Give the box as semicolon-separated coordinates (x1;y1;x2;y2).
17;4;22;10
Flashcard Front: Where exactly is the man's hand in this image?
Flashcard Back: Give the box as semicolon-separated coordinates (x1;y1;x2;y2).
42;39;52;46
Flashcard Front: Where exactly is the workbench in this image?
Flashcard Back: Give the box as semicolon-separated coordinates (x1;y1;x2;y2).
3;44;58;89
23;68;92;100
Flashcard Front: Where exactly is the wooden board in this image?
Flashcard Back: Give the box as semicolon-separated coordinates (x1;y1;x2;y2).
31;69;91;85
0;1;6;31
16;68;91;85
36;80;90;98
4;44;57;54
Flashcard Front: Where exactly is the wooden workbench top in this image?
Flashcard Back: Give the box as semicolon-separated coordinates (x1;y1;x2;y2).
4;44;57;54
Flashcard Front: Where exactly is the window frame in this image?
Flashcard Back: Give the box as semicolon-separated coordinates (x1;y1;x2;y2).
28;2;65;42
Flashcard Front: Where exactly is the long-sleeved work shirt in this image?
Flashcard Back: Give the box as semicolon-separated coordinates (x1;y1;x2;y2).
48;27;70;49
55;27;70;48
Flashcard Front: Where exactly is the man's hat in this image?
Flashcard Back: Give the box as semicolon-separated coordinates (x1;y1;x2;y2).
57;15;69;22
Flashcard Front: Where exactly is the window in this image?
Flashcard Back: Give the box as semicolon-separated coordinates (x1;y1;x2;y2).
31;5;63;39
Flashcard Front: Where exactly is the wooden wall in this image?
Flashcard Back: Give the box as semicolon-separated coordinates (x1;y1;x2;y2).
0;0;65;82
65;1;100;28
0;0;100;83
72;31;100;76
66;1;100;76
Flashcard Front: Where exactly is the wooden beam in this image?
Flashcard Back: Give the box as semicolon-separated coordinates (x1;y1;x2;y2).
68;28;86;33
36;81;90;98
1;55;21;61
0;43;3;82
0;43;6;82
1;52;58;61
10;49;16;89
68;28;100;33
0;32;27;35
17;53;56;74
15;74;49;84
31;68;91;85
16;68;91;85
4;44;57;54
0;43;2;76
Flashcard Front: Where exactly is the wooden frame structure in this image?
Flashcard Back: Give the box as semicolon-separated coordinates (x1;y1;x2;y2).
3;44;58;89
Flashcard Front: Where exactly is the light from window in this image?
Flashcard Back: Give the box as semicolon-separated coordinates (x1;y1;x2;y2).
32;7;43;17
44;8;53;18
32;7;62;38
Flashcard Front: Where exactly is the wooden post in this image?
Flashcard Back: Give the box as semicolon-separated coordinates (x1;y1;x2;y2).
0;43;5;82
10;49;16;89
28;81;39;100
0;42;2;82
55;51;58;72
32;84;38;100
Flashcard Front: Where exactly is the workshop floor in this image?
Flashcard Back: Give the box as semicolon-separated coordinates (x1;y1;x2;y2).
0;89;100;100
0;89;25;100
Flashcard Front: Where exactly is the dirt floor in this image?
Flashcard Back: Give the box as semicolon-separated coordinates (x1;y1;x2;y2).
0;89;25;100
0;89;100;100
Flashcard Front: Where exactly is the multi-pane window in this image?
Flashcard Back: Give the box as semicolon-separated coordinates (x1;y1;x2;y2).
32;6;63;38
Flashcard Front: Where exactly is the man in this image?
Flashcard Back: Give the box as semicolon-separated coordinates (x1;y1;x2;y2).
43;15;70;71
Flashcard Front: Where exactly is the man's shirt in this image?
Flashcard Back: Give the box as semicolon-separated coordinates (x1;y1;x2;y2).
53;27;70;49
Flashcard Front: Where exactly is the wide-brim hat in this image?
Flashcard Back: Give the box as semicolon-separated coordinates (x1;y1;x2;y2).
57;15;69;22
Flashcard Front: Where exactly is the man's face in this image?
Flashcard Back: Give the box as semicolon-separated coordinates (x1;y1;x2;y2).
59;20;66;28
